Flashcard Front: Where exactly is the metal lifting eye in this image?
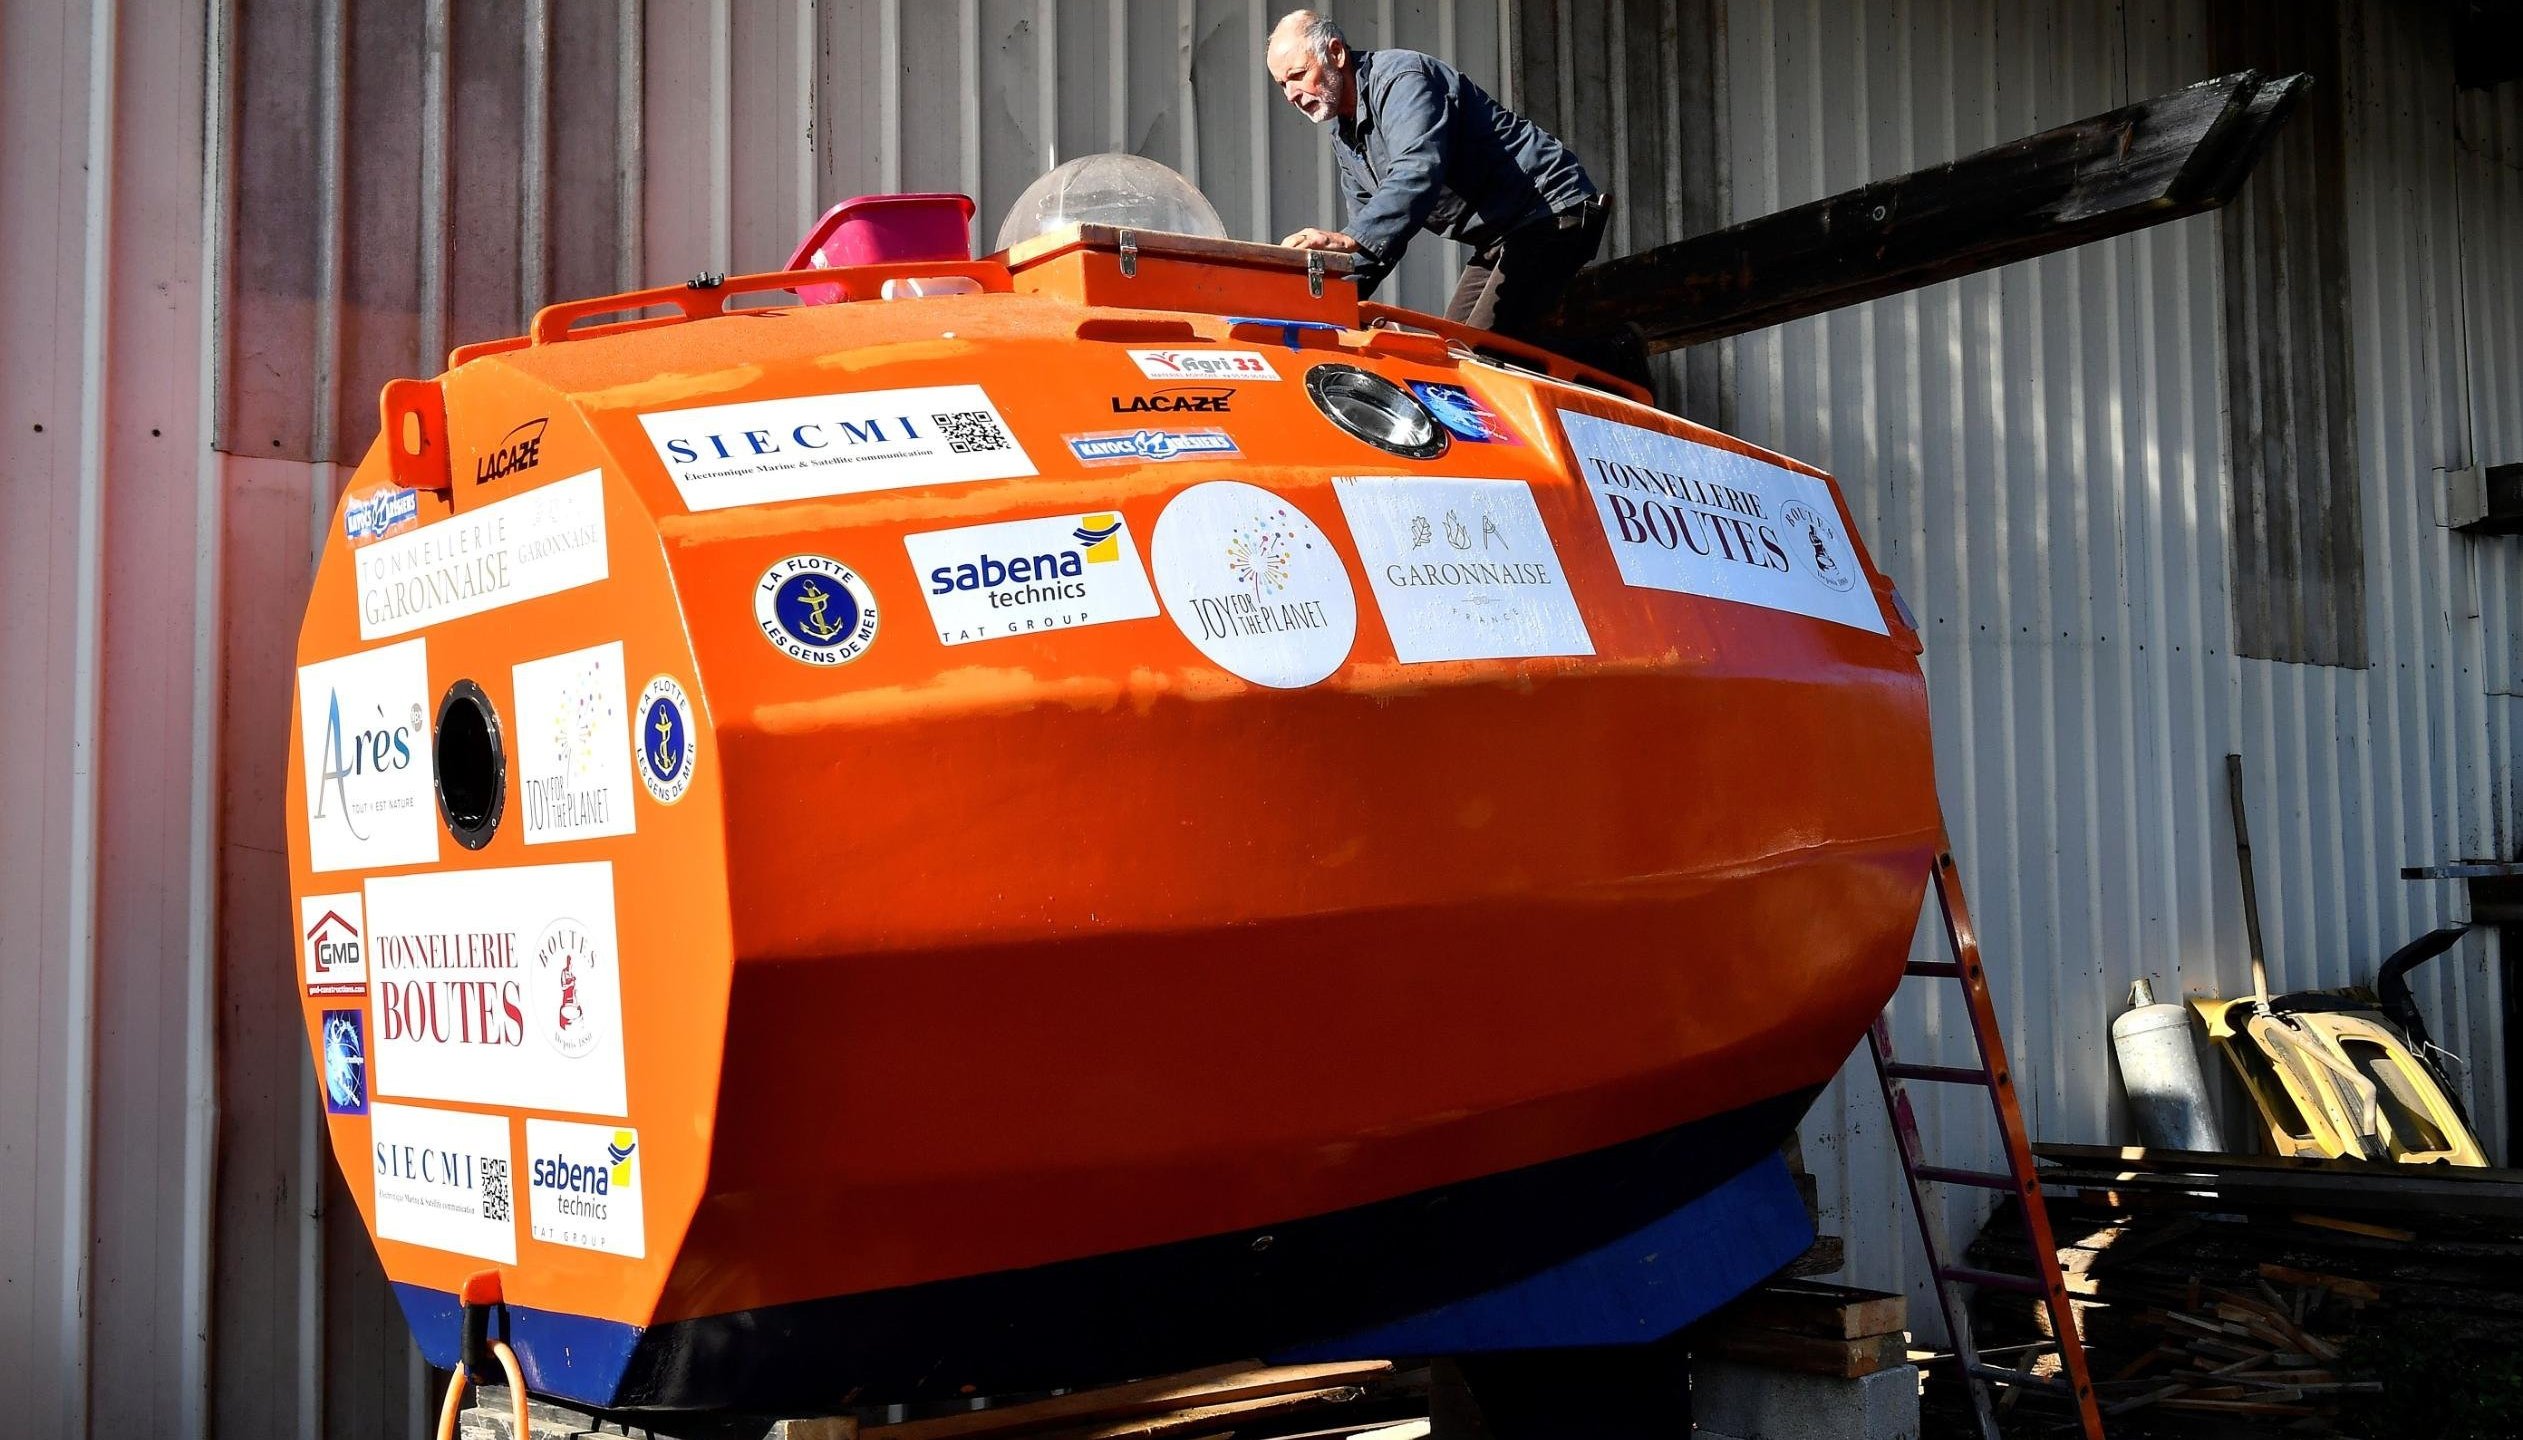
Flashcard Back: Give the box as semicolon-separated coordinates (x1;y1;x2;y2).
434;679;506;850
1304;364;1449;460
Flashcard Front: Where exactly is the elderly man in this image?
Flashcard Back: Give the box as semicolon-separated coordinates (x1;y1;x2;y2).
1268;10;1606;348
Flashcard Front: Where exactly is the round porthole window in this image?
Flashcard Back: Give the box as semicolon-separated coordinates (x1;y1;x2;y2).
434;679;506;850
1303;364;1450;460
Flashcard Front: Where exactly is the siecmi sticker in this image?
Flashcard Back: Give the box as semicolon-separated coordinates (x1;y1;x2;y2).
369;1102;518;1263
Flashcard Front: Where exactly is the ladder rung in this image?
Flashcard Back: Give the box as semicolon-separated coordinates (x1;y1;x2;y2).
1916;1164;2021;1190
1940;1265;2051;1296
1884;1061;1992;1085
1905;960;1964;977
1966;1362;2074;1394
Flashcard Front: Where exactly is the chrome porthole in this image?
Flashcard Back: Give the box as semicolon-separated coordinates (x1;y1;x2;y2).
1304;364;1450;460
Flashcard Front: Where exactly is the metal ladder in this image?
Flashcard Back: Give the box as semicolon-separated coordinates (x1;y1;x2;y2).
1866;845;2105;1440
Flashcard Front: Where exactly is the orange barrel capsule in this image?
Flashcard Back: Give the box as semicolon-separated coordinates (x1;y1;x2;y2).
289;187;1937;1419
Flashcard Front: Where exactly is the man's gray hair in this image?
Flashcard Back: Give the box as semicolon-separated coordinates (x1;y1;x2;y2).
1276;10;1348;63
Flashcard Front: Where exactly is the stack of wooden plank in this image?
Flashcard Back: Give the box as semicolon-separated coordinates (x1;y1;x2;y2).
1696;1279;1912;1379
1950;1144;2523;1437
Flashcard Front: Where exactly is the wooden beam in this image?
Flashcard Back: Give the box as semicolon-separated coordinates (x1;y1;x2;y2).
2035;1141;2523;1185
1551;70;2309;354
1713;1280;1908;1341
858;1362;1395;1440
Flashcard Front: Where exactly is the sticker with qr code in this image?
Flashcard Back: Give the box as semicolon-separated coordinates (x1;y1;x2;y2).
639;384;1036;512
480;1158;511;1222
932;409;1013;454
368;1102;518;1263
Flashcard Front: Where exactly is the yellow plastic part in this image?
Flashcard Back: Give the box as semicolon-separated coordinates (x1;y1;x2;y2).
2195;996;2486;1166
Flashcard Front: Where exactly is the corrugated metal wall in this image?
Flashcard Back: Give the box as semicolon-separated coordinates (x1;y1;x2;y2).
1533;0;2523;1333
5;1;2517;1434
14;4;1522;1439
3;3;226;1439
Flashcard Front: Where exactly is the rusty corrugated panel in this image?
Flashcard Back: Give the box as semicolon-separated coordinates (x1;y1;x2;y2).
2215;0;2368;667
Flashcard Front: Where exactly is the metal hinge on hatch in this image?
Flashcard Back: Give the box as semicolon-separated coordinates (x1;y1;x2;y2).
1307;251;1325;298
1117;229;1139;278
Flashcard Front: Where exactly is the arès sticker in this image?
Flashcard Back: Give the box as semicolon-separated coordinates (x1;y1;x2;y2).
512;641;637;845
298;638;438;873
364;861;628;1118
755;555;881;666
1150;481;1357;689
904;510;1161;647
369;1102;517;1264
1332;477;1594;663
302;891;371;995
639;384;1036;512
354;468;609;641
1128;349;1281;382
1558;411;1889;636
634;675;698;805
526;1119;646;1258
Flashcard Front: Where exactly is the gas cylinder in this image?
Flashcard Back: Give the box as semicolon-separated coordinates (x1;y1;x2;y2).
2111;977;2224;1152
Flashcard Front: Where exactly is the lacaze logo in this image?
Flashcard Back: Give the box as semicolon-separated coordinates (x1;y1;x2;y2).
1109;386;1233;415
476;417;549;484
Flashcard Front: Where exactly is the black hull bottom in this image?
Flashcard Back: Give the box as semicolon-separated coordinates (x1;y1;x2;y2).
397;1084;1822;1419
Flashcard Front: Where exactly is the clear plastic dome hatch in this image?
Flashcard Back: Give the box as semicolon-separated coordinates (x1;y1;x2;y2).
993;154;1229;253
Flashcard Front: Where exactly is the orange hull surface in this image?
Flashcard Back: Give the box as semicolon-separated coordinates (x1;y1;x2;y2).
287;227;1938;1412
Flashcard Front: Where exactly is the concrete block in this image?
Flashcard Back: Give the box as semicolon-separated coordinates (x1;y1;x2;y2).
1691;1359;1919;1440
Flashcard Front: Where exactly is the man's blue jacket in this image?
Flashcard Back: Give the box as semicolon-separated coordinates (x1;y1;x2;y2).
1332;48;1598;293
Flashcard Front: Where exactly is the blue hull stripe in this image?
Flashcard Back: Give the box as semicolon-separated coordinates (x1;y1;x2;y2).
387;1086;1821;1414
1272;1152;1811;1357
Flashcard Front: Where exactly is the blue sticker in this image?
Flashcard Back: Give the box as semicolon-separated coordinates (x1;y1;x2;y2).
635;674;697;804
344;486;422;543
1065;429;1242;466
321;1008;368;1115
754;555;880;666
1408;382;1522;445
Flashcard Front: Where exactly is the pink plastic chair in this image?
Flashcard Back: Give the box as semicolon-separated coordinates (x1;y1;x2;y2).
784;193;978;305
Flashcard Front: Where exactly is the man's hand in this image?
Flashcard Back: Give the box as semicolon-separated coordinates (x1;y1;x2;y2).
1280;228;1363;254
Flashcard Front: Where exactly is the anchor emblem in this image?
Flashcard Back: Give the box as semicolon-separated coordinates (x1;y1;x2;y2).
649;705;680;778
794;578;849;641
